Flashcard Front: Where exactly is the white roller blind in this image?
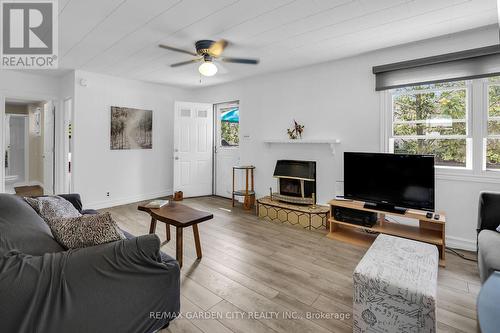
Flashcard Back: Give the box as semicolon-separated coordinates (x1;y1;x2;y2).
373;45;500;91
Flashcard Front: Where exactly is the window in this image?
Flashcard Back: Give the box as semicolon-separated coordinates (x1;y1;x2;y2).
389;81;470;168
486;76;500;170
220;108;239;147
385;75;500;177
216;102;240;148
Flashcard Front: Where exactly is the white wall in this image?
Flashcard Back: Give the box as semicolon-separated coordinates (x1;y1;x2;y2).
72;70;190;209
0;70;61;98
188;26;500;250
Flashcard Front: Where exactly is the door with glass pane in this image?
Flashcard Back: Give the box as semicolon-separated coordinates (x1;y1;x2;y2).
215;101;240;198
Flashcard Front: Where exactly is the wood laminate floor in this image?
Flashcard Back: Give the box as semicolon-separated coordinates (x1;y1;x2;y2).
104;196;480;333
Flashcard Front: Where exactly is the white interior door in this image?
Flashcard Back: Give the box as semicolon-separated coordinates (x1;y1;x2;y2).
215;101;240;198
173;102;213;198
43;101;55;194
7;115;27;183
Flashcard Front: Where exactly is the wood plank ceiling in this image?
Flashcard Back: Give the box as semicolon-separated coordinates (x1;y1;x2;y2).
55;0;498;87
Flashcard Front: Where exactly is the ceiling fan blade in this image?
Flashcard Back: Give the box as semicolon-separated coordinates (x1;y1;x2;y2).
170;58;201;67
159;44;197;56
208;39;228;57
221;57;259;65
216;61;229;74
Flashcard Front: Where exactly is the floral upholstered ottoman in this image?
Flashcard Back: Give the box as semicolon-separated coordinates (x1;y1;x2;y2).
353;234;438;333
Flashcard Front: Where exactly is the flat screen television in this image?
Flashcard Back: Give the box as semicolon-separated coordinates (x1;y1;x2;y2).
344;152;435;213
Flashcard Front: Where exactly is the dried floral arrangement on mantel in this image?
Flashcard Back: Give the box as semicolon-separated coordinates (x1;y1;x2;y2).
286;120;304;139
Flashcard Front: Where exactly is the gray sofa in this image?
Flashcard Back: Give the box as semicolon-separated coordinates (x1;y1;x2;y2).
477;191;500;283
0;193;180;332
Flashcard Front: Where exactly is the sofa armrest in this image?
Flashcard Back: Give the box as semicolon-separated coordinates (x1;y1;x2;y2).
0;234;180;333
478;191;500;233
58;193;83;212
81;209;99;215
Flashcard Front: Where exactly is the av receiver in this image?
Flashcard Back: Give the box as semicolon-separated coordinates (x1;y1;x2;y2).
333;206;377;227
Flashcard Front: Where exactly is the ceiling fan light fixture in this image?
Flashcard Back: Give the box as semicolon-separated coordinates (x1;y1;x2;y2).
198;61;218;77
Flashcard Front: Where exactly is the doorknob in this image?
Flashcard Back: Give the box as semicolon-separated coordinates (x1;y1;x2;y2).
174;149;179;152
174;157;179;160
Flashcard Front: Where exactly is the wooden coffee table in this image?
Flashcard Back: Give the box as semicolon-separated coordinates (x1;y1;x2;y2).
138;201;213;268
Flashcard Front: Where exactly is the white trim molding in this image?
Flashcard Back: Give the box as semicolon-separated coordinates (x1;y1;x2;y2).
85;189;173;210
436;171;500;184
446;235;476;252
264;139;341;155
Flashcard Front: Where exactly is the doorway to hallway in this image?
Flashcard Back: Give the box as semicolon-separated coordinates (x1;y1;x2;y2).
3;99;55;195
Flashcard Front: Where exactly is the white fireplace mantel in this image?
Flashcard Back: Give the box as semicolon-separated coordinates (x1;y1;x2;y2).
263;139;341;155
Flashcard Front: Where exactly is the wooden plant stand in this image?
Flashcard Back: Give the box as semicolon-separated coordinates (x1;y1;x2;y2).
232;165;255;210
327;199;446;267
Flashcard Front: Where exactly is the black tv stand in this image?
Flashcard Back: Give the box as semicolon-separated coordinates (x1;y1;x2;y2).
363;202;407;214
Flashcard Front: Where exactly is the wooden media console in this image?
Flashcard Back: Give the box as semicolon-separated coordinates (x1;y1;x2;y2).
327;199;446;267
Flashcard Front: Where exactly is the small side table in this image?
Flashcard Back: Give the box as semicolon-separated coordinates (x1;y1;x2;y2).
232;165;255;210
138;201;213;268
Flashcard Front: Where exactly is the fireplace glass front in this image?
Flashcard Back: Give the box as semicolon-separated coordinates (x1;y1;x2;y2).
279;178;302;197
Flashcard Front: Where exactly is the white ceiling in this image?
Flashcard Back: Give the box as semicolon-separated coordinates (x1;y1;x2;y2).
54;0;498;87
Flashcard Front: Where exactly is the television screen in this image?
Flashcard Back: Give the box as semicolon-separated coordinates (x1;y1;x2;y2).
344;152;435;211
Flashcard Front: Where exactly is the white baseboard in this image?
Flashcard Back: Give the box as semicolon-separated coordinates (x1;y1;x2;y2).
9;180;44;188
85;189;173;210
446;235;476;252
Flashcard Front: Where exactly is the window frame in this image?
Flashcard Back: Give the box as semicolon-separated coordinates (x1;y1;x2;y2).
484;78;500;171
387;82;472;169
381;78;500;183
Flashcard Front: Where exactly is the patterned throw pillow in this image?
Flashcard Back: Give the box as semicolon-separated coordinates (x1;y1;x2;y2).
24;196;82;222
47;212;126;249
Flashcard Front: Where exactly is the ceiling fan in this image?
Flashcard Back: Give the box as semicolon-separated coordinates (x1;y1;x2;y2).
159;39;259;77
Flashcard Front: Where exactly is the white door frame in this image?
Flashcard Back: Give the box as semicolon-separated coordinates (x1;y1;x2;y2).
213;100;240;198
0;92;62;194
0;95;4;193
62;97;73;193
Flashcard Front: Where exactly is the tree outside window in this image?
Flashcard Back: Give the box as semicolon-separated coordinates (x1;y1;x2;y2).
220;108;239;147
391;82;468;168
486;76;500;169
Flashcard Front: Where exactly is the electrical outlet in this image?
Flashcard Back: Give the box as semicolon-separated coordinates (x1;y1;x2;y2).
106;192;110;197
